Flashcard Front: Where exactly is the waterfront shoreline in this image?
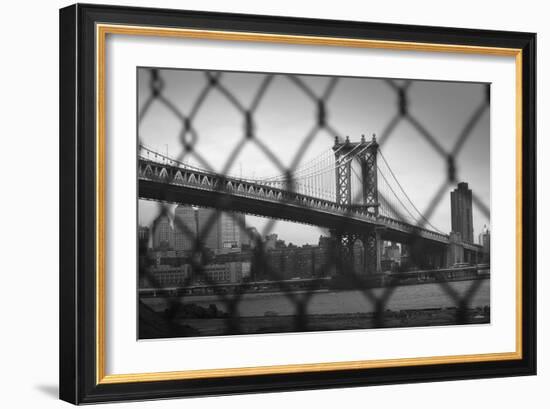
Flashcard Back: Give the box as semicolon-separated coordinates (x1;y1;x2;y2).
139;307;491;338
140;275;490;300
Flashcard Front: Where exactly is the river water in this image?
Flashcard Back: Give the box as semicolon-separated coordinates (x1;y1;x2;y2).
144;278;490;317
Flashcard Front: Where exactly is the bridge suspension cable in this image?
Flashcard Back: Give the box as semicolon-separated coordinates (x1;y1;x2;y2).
378;149;445;234
346;160;417;223
251;142;373;201
376;166;421;223
260;142;361;182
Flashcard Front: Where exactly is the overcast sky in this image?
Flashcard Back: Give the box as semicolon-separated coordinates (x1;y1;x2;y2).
137;67;490;246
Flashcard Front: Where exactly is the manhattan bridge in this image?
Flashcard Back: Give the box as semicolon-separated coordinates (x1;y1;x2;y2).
138;134;484;276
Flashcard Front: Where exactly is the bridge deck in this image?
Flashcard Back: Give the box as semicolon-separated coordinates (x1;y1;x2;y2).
138;158;452;246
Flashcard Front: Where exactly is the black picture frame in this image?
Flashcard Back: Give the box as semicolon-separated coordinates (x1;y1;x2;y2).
60;3;536;404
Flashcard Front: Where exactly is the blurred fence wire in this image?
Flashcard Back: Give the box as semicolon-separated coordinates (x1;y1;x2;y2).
137;68;490;338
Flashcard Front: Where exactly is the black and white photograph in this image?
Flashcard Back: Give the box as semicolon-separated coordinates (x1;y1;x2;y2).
2;0;543;406
137;67;491;339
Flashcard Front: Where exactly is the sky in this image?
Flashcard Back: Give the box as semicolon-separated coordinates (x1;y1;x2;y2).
137;67;490;246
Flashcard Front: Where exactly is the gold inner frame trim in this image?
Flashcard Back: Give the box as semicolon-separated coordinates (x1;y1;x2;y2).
95;23;523;385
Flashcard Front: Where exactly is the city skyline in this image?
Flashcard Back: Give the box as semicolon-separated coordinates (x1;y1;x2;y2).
139;196;490;251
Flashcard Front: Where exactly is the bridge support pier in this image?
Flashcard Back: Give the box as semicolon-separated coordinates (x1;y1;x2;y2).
424;248;446;269
446;232;464;267
333;231;358;277
361;229;381;275
437;249;447;269
332;228;381;277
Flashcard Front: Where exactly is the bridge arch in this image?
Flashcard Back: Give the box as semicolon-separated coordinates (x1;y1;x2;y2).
144;164;153;178
158;168;169;179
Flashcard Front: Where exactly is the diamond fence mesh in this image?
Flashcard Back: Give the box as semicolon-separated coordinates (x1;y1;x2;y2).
137;68;490;338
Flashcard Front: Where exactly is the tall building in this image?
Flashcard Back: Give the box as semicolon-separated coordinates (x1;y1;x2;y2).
173;205;197;251
450;182;474;243
152;214;174;250
197;207;220;251
138;226;150;247
191;208;246;253
219;212;245;253
478;224;491;260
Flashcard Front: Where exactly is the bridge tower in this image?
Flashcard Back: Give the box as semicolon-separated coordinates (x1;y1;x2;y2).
332;134;381;276
332;134;379;213
358;134;379;216
333;135;353;205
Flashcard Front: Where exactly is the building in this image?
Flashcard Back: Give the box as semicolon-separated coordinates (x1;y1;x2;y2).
138;226;150;247
478;224;491;262
212;251;254;279
318;235;333;248
141;264;192;288
478;224;490;250
219;212;245;253
173;205;198;251
199;264;229;283
152;214;174;250
190;208;246;254
450;182;474;243
197;207;220;251
265;234;278;251
227;261;252;282
384;242;401;261
147;249;192;267
241;226;260;249
264;244;332;280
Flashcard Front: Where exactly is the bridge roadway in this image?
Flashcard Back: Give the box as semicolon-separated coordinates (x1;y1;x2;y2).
138;158;477;250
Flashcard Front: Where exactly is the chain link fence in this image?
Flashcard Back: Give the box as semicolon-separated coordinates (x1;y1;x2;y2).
137;67;490;338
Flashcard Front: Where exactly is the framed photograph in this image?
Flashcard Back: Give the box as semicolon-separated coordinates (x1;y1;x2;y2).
59;3;536;404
